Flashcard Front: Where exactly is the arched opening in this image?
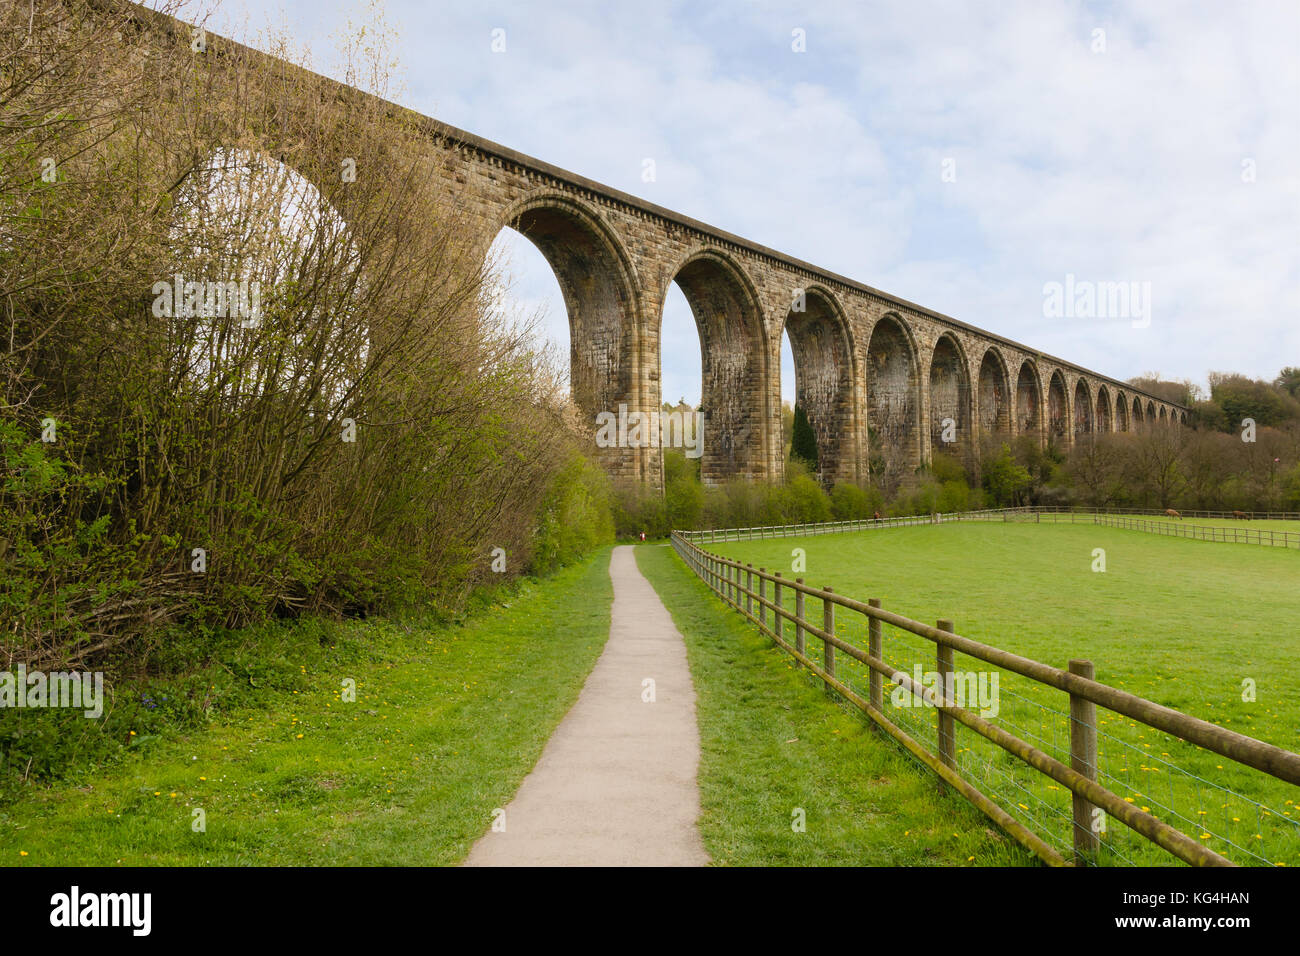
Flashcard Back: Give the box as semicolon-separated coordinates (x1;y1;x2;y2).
490;198;641;482
659;279;698;411
783;288;854;485
1048;370;1069;443
168;147;362;410
669;251;769;484
1095;385;1113;433
1015;360;1042;440
1132;396;1144;428
1147;400;1156;424
1116;392;1130;432
1158;406;1168;425
1074;379;1093;438
866;314;919;492
929;334;971;462
1180;411;1187;426
487;224;569;376
977;348;1012;439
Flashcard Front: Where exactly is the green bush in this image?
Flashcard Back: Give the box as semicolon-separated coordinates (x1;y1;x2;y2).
829;482;882;519
664;449;704;531
531;451;615;573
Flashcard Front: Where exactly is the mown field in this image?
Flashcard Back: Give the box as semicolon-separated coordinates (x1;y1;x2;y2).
0;549;615;866
697;523;1300;866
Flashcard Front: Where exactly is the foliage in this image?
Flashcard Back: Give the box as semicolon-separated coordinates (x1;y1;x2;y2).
981;444;1033;506
531;451;615;573
0;2;609;670
790;404;819;472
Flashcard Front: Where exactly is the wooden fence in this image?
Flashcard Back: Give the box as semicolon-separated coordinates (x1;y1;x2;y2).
669;531;1300;867
679;506;1300;549
1025;511;1300;548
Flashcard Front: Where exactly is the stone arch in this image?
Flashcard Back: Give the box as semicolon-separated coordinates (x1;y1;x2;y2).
665;247;771;484
1015;359;1043;442
1180;411;1187;426
977;347;1012;438
1158;406;1168;425
496;192;644;481
929;333;971;461
1047;369;1069;443
1095;384;1113;432
782;285;857;485
866;313;920;489
1132;396;1144;427
1116;391;1130;432
1147;399;1157;423
1074;378;1093;438
167;147;363;409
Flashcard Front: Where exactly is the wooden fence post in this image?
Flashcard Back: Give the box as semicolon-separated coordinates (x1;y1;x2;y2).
823;588;836;694
773;573;783;642
758;569;767;629
937;619;956;771
794;580;805;664
868;599;883;712
1069;658;1100;864
746;564;754;615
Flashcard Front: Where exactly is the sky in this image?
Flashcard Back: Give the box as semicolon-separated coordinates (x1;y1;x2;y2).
191;0;1299;405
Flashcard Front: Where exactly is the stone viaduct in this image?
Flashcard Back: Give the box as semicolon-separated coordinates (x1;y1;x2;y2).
432;123;1187;489
128;3;1188;491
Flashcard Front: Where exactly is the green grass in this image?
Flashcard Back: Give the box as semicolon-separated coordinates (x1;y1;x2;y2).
699;524;1300;866
0;548;615;866
634;542;1038;866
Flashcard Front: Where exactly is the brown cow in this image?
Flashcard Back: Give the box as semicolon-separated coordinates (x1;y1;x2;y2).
1165;508;1182;519
1232;510;1249;520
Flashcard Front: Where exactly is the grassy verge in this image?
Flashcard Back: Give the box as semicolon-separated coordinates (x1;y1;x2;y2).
634;542;1036;866
0;547;614;866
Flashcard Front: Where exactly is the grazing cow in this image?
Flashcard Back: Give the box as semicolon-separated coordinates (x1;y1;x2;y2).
1232;510;1249;520
1165;508;1182;519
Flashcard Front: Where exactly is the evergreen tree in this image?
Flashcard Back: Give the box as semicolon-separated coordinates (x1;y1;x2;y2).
791;404;819;471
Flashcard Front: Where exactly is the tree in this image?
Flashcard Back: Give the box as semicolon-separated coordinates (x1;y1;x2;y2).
1127;374;1199;405
1274;367;1300;400
790;403;819;472
1209;373;1300;429
982;444;1032;506
1125;427;1185;508
1066;434;1129;507
1179;430;1237;509
0;1;600;664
